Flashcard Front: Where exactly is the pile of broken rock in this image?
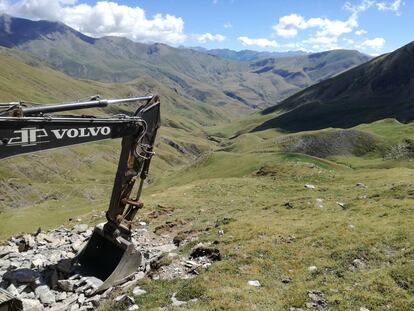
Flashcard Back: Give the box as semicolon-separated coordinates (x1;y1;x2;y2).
0;224;220;310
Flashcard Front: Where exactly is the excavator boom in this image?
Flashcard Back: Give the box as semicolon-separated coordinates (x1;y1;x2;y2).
0;95;161;292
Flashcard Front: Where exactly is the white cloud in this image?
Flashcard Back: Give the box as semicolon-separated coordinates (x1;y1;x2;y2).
272;13;305;38
0;0;189;44
304;36;338;45
376;0;402;12
360;37;385;49
59;0;78;4
224;22;232;28
343;38;355;44
283;43;301;49
196;33;225;43
272;0;397;52
343;0;375;14
273;12;359;39
355;29;367;35
238;36;278;48
0;0;8;11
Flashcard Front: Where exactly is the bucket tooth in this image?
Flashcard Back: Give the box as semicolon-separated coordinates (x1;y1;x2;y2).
72;223;144;294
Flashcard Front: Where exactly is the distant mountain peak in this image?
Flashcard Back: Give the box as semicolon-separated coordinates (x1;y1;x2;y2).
189;47;309;61
255;40;414;132
0;14;96;47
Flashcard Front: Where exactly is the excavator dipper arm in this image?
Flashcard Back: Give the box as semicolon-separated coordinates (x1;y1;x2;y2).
0;95;161;292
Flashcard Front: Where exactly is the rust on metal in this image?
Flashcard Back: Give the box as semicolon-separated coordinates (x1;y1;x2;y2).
121;198;144;208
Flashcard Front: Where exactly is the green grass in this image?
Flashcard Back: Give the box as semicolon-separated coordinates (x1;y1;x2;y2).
125;156;414;310
2;111;414;309
94;118;414;310
1;117;414;310
0;45;413;310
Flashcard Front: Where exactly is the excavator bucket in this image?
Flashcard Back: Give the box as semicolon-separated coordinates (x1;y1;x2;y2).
73;223;144;293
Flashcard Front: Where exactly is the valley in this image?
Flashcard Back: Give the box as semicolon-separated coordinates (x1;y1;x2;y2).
0;12;413;311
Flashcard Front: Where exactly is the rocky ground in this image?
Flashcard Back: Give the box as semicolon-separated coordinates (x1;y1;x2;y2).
0;222;218;310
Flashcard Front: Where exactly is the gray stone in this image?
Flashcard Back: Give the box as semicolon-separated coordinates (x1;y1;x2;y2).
8;261;21;270
316;198;324;208
0;245;18;258
49;253;61;264
352;259;366;269
21;298;45;311
6;283;20;297
82;276;103;290
78;293;85;304
43;234;59;244
304;184;316;189
0;258;11;270
171;293;187;307
120;278;138;291
35;233;48;245
154;244;177;253
20;291;36;299
129;304;139;311
17;284;30;294
307;290;327;308
55;291;67;302
69;235;80;244
247;280;261;287
50;294;78;311
57;279;76;292
71;240;83;252
35;285;55;305
79;302;94;310
86;294;101;307
31;258;44;268
84;229;93;237
114;294;135;306
23;234;36;249
48;303;67;311
134;271;145;281
281;276;292;284
336;202;346;208
132;286;147;296
73;224;88;234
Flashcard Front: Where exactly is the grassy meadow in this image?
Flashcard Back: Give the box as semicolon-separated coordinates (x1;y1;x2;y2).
97;120;414;310
0;48;413;310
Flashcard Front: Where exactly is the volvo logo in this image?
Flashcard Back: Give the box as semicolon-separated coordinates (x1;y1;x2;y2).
5;127;111;147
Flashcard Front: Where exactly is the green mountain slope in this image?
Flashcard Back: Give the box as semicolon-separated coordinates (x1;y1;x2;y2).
0;47;224;215
255;41;414;132
0;35;413;311
0;14;370;110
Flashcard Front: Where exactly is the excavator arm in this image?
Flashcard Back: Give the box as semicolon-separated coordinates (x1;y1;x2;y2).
0;95;161;292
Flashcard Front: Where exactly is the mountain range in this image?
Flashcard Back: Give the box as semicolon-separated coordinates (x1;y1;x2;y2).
0;14;412;136
188;47;309;61
255;41;414;132
0;14;370;111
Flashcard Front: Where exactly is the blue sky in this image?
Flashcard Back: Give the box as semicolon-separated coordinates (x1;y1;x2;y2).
1;0;412;54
